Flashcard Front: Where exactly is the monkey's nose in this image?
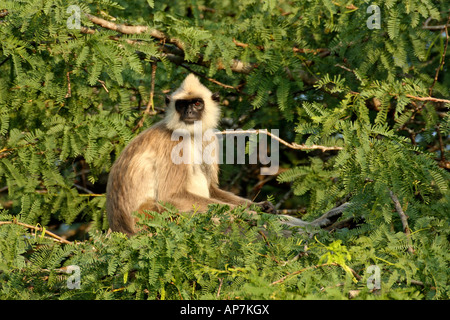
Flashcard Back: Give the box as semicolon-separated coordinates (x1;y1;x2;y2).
185;108;196;117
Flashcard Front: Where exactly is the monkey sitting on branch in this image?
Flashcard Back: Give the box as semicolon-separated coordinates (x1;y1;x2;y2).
106;74;348;236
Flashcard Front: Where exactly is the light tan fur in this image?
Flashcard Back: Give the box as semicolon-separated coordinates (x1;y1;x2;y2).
106;74;255;235
106;74;349;236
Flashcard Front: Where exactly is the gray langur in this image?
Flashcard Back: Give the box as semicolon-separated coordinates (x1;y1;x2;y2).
106;74;347;235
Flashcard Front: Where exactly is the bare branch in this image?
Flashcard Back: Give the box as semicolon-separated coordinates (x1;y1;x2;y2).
274;188;294;210
84;13;185;51
350;91;450;104
85;13;149;34
389;191;415;254
217;129;344;152
423;16;450;30
97;79;109;93
0;219;72;244
405;94;450;104
216;278;223;298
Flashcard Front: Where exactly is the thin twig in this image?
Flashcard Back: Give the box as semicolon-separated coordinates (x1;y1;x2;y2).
133;61;157;132
216;278;223;298
274;188;293;210
271;263;338;285
335;63;356;75
217;129;344;152
429;12;450;97
72;184;103;197
179;64;237;90
389;191;414;254
97;79;109;92
0;219;72;244
65;71;72;98
422;15;450;30
404;94;450;104
436;124;446;163
146;61;158;113
258;230;271;247
276;208;306;215
350;90;450;104
0;56;10;68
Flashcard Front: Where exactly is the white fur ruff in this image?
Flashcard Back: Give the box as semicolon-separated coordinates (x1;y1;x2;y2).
164;74;221;134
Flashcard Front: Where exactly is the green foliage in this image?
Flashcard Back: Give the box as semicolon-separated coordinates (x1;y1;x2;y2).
0;0;449;300
1;207;447;299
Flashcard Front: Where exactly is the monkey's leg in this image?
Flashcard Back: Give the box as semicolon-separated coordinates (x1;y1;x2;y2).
209;186;276;213
137;199;163;216
209;186;251;206
162;192;233;213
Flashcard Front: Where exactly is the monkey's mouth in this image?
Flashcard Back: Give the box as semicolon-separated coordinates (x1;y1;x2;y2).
182;119;197;124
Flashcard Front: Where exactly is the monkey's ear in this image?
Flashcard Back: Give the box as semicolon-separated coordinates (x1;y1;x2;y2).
211;92;220;102
165;95;171;105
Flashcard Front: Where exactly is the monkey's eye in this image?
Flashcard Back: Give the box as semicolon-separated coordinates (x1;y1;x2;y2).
194;101;201;106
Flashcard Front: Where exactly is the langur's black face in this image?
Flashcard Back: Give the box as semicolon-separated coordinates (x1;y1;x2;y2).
165;91;220;125
175;98;205;124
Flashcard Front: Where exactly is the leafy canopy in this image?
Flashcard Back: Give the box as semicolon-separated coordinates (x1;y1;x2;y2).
0;0;449;300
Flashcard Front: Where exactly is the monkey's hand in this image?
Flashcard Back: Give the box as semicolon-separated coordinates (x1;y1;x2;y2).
255;201;277;214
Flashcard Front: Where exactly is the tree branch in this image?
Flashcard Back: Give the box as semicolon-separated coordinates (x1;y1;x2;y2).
85;13;254;74
133;61;158;132
422;16;450;30
80;12;333;82
0;219;72;244
389;191;414;254
350;90;450;104
404;94;450;104
429;12;450;97
217;129;344;152
84;13;185;50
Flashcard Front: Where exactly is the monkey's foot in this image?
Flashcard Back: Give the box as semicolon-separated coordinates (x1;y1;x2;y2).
310;202;351;228
255;201;277;214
